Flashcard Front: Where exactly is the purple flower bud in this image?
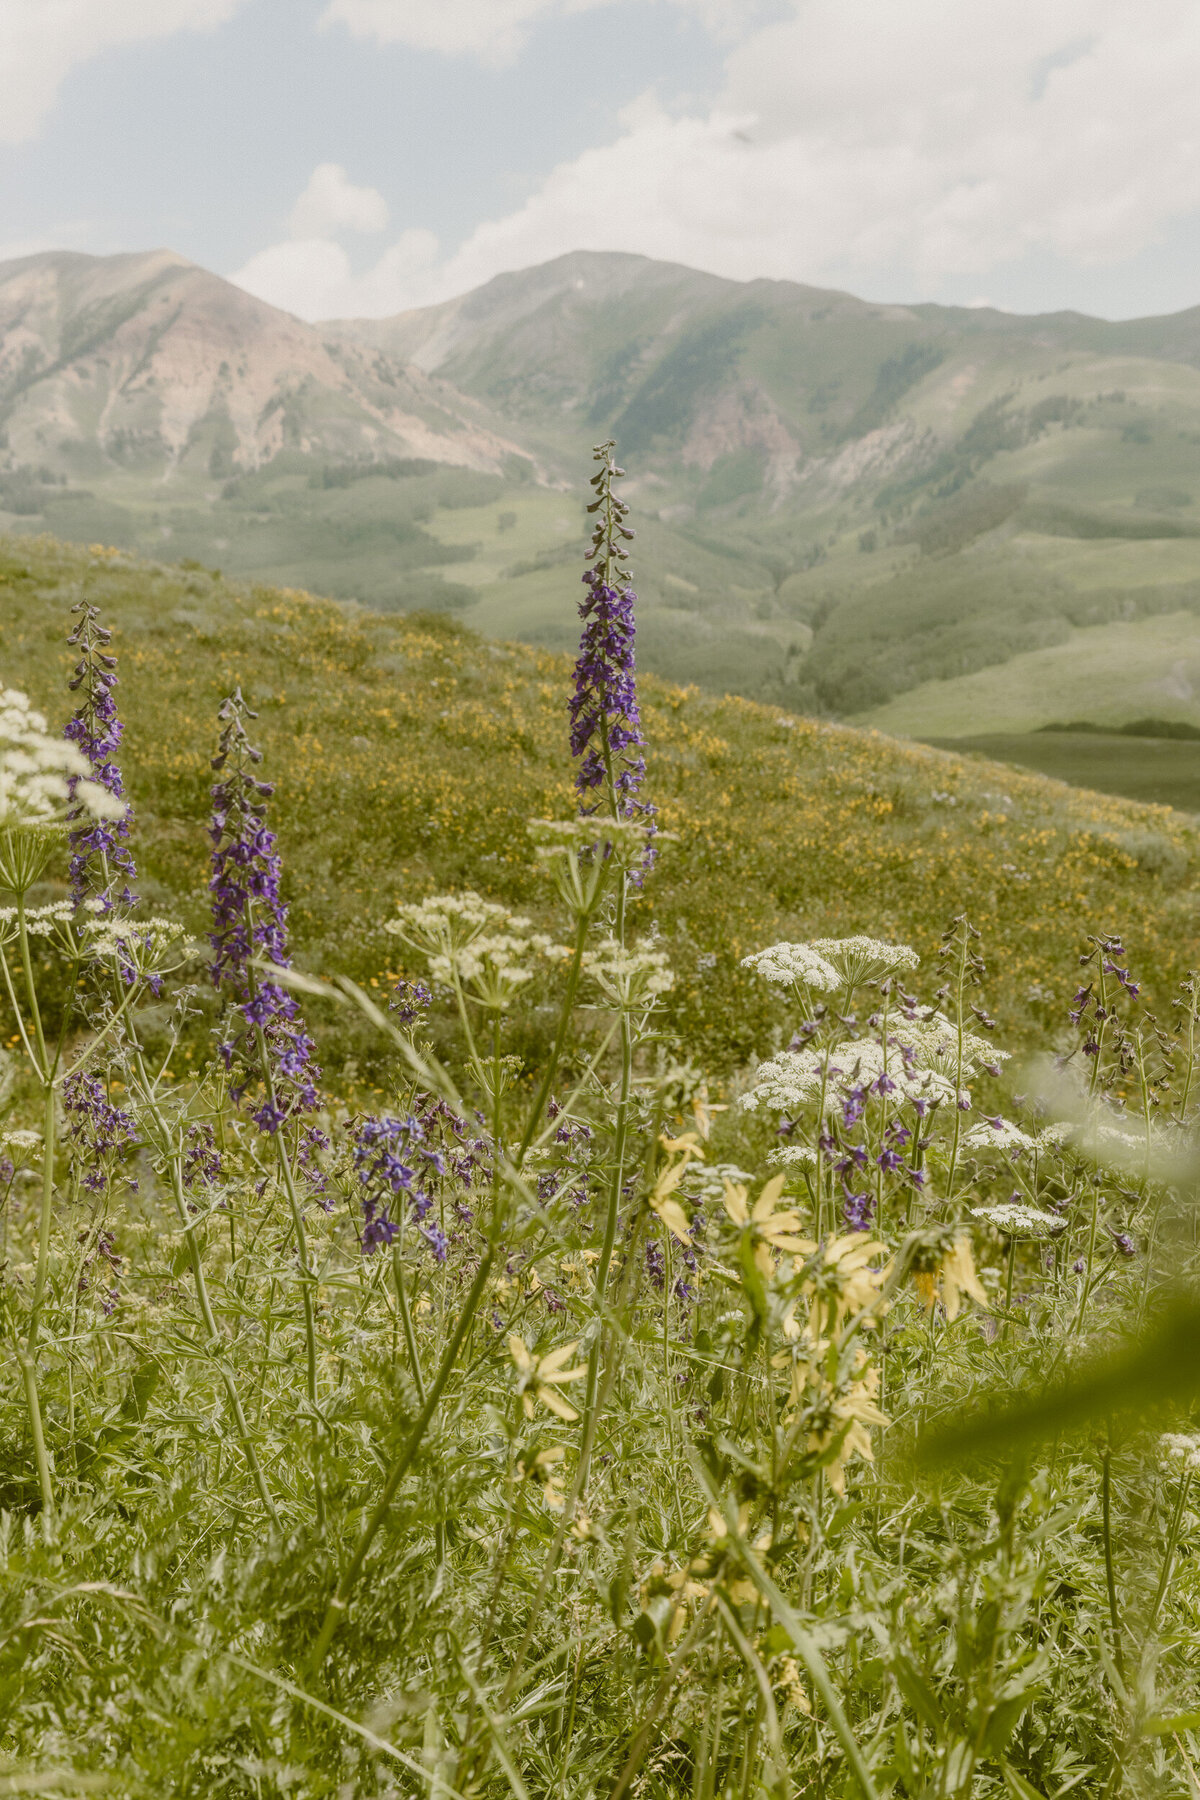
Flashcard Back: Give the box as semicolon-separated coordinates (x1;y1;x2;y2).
64;602;138;914
208;691;319;1129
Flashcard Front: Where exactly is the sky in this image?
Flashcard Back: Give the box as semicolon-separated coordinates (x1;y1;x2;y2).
4;0;1200;323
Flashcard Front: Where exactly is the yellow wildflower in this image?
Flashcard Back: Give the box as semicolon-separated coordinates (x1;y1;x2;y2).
508;1337;588;1421
723;1172;816;1276
914;1232;988;1321
775;1655;812;1715
651;1132;706;1242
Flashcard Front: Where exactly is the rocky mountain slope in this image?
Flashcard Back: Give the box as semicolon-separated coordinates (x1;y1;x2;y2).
0;248;525;480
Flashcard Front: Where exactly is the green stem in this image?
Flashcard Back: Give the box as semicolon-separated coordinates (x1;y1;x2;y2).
1102;1445;1127;1689
22;1077;57;1515
514;912;590;1167
253;1021;326;1531
308;1242;496;1673
1149;1469;1191;1635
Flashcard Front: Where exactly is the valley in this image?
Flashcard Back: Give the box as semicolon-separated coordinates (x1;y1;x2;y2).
7;246;1200;808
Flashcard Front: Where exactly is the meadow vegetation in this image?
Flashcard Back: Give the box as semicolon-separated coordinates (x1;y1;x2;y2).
0;472;1198;1796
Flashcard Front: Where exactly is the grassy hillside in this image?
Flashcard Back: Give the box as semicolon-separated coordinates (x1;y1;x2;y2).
3;532;1198;1081
923;728;1200;810
860;610;1200;736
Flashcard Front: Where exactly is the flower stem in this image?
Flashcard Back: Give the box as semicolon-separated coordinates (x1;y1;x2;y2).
308;1241;497;1673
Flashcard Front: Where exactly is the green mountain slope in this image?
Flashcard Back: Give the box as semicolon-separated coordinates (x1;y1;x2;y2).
9;249;1200;739
332;253;1200;724
2;532;1197;1077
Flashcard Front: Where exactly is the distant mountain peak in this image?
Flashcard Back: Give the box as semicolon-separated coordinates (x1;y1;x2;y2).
0;248;528;481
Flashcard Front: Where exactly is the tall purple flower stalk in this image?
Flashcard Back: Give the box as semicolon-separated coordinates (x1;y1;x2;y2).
62;1070;138;1197
351;1113;446;1257
569;441;655;874
65;601;137;913
208;690;319;1133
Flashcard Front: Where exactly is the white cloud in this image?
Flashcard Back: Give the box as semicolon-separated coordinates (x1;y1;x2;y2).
0;0;245;144
289;164;389;238
318;0;610;64
231;230;440;320
317;0;756;64
232;0;1200;321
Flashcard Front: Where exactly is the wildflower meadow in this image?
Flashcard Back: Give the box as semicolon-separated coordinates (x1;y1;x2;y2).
0;443;1198;1798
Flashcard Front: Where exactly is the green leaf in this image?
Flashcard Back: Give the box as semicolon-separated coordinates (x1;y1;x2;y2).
1002;1761;1048;1800
892;1656;947;1739
983;1691;1036;1757
1144;1709;1200;1736
918;1291;1200;1465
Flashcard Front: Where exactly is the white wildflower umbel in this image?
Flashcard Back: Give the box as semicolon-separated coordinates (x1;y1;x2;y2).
387;891;527;959
1160;1433;1200;1473
971;1202;1066;1239
582;936;673;1012
963;1119;1036;1154
809;936;920;989
528;816;653;916
0;688;125;894
388;892;568;1011
0;689;125;831
891;1009;1009;1083
0;1128;42;1157
741;942;842;994
740;1038;954;1117
429;933;538;1012
85;915;197;985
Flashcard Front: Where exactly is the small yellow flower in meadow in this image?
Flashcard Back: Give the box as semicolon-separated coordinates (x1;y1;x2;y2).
508;1336;588;1421
913;1233;988;1321
723;1172;815;1276
775;1655;812;1715
691;1082;726;1140
651;1132;706;1242
812;1362;891;1497
518;1444;568;1509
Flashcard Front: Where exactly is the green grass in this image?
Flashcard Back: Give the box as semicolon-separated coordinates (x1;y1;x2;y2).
922;731;1200;812
1;527;1198;1795
3;532;1200;1086
860;611;1200;737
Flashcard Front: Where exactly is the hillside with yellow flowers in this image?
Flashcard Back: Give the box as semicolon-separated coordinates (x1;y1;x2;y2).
2;531;1197;1077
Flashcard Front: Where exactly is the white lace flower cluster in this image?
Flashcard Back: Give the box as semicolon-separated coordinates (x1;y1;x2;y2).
970;1202;1066;1238
0;688;125;831
890;1010;1009;1083
388;891;525;957
741;1035;955;1116
963;1118;1036;1154
86;915;196;978
1161;1433;1200;1472
428;934;561;1010
390;892;570;1010
0;1128;42;1155
0;899;78;946
528;817;661;916
742;936;920;995
811;936;920;988
741;943;842;993
582;937;674;1011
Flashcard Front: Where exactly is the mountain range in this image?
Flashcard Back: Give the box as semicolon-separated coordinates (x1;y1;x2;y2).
6;245;1200;737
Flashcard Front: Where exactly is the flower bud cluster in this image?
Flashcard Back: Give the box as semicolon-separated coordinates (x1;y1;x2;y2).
1;687;125;835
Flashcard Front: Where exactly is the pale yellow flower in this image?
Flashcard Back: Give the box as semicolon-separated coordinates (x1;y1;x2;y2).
723;1173;816;1275
914;1233;988;1321
651;1132;706;1243
508;1336;588;1421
